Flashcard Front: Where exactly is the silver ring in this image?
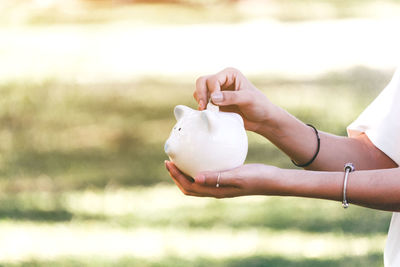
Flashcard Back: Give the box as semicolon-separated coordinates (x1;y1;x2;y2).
216;172;221;188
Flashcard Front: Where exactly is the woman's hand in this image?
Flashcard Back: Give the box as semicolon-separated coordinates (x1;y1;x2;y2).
194;68;278;132
165;160;280;198
165;161;400;211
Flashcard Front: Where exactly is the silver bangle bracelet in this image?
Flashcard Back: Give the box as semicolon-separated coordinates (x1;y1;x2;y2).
342;163;355;209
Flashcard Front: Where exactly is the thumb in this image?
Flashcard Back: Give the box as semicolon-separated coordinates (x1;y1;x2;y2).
211;90;251;106
194;169;240;187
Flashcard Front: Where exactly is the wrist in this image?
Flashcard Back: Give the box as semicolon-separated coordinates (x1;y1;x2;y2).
278;168;343;201
255;165;287;196
253;105;287;138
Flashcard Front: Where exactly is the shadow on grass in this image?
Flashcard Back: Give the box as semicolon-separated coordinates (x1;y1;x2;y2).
136;198;392;235
0;145;168;191
0;197;107;222
0;135;290;191
0;208;73;222
4;253;383;267
0;191;391;235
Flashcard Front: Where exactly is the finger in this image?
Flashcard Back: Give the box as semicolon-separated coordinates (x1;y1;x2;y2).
205;69;233;96
216;67;241;91
195;68;241;109
195;76;209;110
165;161;188;192
193;91;202;111
211;90;252;106
166;162;243;198
165;161;203;196
169;173;189;194
166;163;245;198
166;161;194;185
204;68;239;99
194;169;241;188
171;175;203;197
193;185;242;199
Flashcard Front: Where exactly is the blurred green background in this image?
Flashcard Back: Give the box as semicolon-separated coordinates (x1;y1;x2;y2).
1;0;400;266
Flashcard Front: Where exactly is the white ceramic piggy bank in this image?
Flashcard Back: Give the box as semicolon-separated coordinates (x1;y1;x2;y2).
164;102;248;178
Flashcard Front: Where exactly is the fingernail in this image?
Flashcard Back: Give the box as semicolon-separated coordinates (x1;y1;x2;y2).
198;100;204;110
211;92;223;103
195;174;205;184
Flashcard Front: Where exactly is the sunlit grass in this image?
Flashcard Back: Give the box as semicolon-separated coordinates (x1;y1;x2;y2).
0;186;389;265
0;185;391;234
0;223;386;261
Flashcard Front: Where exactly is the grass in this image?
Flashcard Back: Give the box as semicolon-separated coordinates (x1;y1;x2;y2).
0;67;392;191
0;58;392;267
0;2;397;266
0;186;390;266
1;254;385;267
0;186;392;234
0;69;392;267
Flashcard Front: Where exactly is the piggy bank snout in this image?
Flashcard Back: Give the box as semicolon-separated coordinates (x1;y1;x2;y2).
164;140;175;157
164;141;171;154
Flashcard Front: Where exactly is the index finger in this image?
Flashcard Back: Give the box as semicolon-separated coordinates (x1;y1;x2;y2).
195;75;210;110
195;69;233;110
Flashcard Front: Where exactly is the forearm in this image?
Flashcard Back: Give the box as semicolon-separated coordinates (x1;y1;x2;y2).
271;167;400;212
256;105;397;171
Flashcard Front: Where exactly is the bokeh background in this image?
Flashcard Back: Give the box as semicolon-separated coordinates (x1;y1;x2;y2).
1;0;400;266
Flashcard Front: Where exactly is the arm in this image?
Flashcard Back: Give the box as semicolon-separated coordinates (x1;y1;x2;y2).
257;106;398;171
165;161;400;212
280;167;400;211
194;68;398;171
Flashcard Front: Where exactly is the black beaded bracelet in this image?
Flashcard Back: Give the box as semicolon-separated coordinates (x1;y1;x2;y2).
291;124;320;168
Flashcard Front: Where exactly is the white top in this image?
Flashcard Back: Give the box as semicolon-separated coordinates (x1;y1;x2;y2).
347;68;400;267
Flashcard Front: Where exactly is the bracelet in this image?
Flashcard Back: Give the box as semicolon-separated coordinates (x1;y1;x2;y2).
291;124;320;168
342;163;355;209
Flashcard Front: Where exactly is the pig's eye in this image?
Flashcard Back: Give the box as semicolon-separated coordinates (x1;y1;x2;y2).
178;128;182;131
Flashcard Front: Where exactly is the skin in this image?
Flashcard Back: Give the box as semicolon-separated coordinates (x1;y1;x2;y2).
165;67;400;212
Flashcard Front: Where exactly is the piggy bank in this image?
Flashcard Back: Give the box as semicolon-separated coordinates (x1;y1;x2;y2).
164;102;248;178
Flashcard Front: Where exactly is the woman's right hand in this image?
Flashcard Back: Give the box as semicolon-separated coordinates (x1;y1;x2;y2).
194;68;278;132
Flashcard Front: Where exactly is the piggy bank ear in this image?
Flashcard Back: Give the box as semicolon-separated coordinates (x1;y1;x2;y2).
174;105;193;121
201;110;218;133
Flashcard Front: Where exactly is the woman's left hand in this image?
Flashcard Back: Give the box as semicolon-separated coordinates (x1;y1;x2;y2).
165;160;280;198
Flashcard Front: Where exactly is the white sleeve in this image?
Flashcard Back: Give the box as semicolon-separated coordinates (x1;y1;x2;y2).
347;68;400;165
